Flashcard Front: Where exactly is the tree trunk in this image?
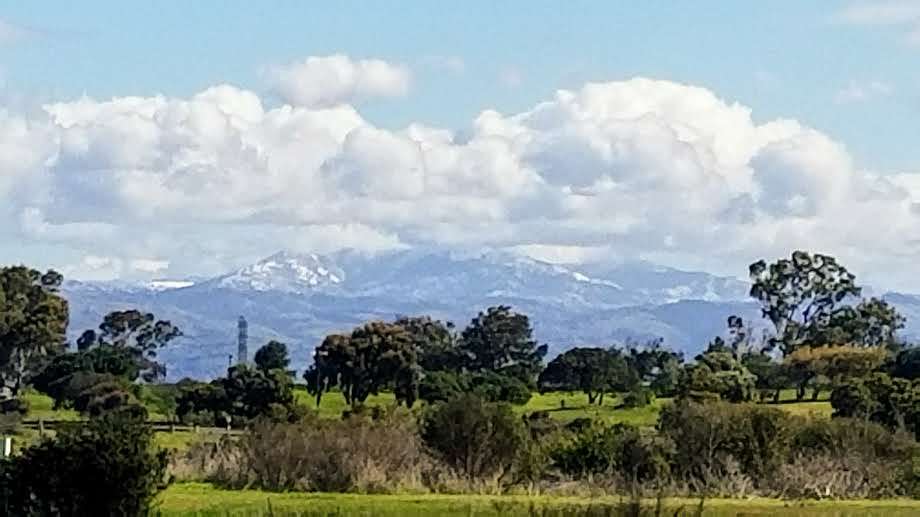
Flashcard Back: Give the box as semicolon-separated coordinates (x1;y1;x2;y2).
587;391;597;404
773;389;781;404
796;383;806;401
598;392;605;406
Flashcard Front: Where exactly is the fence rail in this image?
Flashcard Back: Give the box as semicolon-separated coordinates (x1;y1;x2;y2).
17;419;241;435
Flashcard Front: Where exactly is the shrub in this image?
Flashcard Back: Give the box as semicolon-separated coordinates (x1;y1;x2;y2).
203;410;428;493
418;371;465;404
830;373;920;438
659;400;795;483
550;423;673;483
621;387;654;408
421;395;526;481
0;412;167;516
418;371;532;405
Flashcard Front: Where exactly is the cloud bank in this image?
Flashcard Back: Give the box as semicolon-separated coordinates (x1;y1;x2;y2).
2;55;919;288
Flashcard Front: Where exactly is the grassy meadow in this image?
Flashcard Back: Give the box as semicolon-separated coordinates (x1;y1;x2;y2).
155;483;920;516
14;386;833;453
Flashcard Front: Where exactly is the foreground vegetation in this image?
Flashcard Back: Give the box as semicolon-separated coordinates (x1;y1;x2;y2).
155;483;920;516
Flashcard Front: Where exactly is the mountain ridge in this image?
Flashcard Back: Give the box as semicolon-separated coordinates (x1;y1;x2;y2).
60;249;920;381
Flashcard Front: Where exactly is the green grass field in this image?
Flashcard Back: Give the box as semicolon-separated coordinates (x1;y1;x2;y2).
14;386;833;454
154;483;920;516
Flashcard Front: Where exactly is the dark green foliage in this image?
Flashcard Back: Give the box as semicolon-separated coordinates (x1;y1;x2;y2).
831;372;920;438
418;370;466;404
32;345;141;407
539;347;636;404
621;386;654;408
468;371;532;404
749;251;861;355
793;416;918;461
175;379;228;425
749;251;904;357
395;316;459;372
418;370;531;405
307;321;419;408
176;364;297;426
627;341;684;397
677;348;756;402
254;340;290;372
0;412;167;516
893;347;920;380
459;306;547;386
659;400;796;481
742;352;791;402
77;309;181;382
421;395;526;480
223;364;295;421
551;422;673;482
0;266;68;402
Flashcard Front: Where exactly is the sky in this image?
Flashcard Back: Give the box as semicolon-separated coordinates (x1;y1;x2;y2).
0;1;919;289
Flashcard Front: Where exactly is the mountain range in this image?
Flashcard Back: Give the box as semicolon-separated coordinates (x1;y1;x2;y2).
60;250;920;380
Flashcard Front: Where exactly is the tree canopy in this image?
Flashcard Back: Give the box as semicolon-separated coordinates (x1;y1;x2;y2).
538;347;635;404
458;305;547;386
0;266;68;402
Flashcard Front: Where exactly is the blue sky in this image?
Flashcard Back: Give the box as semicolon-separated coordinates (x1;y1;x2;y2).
2;1;916;171
2;1;920;289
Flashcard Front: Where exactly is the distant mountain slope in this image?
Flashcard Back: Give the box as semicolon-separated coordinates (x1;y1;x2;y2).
62;249;916;381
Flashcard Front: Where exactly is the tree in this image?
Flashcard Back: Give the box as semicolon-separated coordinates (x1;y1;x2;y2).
677;346;757;403
748;251;861;356
627;340;684;397
458;306;547;386
254;340;290;372
306;321;419;408
0;411;167;516
785;345;887;401
538;347;636;404
0;266;68;402
78;309;181;382
418;370;532;405
395;316;459;372
742;352;791;403
221;364;295;422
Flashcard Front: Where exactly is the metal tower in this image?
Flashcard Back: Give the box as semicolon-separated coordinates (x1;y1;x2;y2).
237;316;248;365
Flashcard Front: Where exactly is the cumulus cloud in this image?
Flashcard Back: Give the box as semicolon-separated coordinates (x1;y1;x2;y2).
2;65;920;288
265;55;410;107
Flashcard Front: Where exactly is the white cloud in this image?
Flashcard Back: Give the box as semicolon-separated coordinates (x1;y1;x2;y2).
834;80;893;104
130;258;169;274
265;55;410;108
3;66;920;289
837;1;920;46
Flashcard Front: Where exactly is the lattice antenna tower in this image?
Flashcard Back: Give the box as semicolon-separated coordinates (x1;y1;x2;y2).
237;315;248;364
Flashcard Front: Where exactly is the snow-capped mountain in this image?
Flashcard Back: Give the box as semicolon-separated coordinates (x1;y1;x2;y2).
211;251;345;293
60;249;762;380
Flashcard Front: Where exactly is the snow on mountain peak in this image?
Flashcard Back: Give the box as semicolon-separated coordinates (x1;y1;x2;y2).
216;251;345;293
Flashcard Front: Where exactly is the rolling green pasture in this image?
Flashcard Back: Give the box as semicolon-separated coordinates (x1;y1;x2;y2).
155;483;920;516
